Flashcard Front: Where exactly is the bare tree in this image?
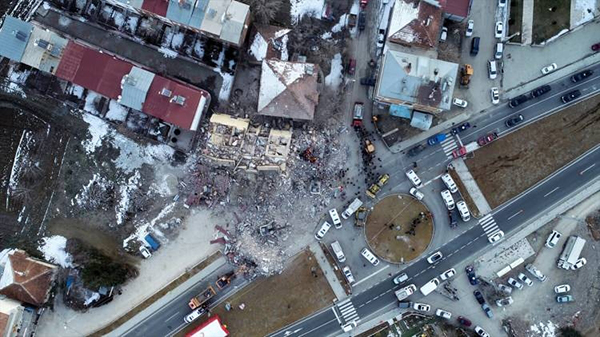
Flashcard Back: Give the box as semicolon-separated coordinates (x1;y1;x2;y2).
247;0;283;24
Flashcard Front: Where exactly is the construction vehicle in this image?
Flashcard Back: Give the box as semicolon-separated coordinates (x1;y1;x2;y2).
216;271;236;289
355;207;368;227
364;139;375;154
460;64;473;87
365;174;390;198
188;286;216;309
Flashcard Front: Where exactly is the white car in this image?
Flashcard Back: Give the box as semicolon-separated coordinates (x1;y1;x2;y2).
488;230;504;244
465;20;474;37
495;42;503;59
427;251;443;264
342;321;357;332
412;302;431;312
541;63;558;75
361;247;380;266
441;190;455;210
545;230;562;248
342;266;355;284
435;308;452;319
498;284;512;294
409;187;424;200
314;221;332;240
491;87;500;104
495;21;504;38
139;245;152;258
184;307;207;323
571;258;587;270
440;268;456;281
475;326;491;337
554;284;571;294
377;29;385;49
508;277;523;289
440;27;448;42
441;174;458;193
452;98;468;108
498;0;507;7
488;60;498;79
517;273;533;286
456;200;470;222
393;273;409;285
406;170;423;188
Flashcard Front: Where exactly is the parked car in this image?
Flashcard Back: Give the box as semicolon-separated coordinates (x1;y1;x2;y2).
481;303;493;318
525;263;547;282
407;144;426;157
440;268;456;281
488;230;504;244
377;29;385;48
452;98;468;108
592;43;600;51
393;273;409;285
508;277;523;289
440;190;455;210
477;132;498;146
541;63;558;75
545;230;562;248
475;326;491;337
505;114;524;127
427;133;447;145
441;174;458;193
342;266;356;284
139;246;152;258
555;284;571;294
458;316;472;327
530;84;552;98
571;258;587;270
465;20;474;37
409;187;424;200
496;296;513;307
495;21;504;38
556;295;574;303
184;307;207;323
451;122;471;134
360;77;376;86
495;42;503;59
498;0;507;7
427;251;443;264
448;210;458;228
456;200;470;221
361;248;380;266
517;273;533;286
466;265;478;285
498;284;512;295
490;87;500;104
571;69;593;83
347;58;356;75
509;94;529;108
413;302;431;312
488;60;498;79
314;222;332;240
440;27;448;42
436;309;452;319
398;301;412;308
561;90;581;103
473;290;485;304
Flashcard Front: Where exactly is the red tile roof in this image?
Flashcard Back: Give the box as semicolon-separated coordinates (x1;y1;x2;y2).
141;0;169;17
55;41;133;99
0;250;57;307
439;0;470;18
144;76;209;130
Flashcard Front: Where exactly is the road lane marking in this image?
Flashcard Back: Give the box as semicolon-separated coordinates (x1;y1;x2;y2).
331;307;341;324
580;163;596;175
544;187;560;197
507;209;524;220
166;312;181;322
353;264;389;286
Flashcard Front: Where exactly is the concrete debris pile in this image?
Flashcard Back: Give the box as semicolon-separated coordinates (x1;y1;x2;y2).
183;164;232;208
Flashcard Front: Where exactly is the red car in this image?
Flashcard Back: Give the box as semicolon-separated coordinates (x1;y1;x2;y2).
477;132;498;146
452;146;467;158
457;316;472;327
347;58;356;75
592;43;600;52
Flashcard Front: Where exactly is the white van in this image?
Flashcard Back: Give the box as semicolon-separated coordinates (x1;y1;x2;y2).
440;190;455;210
406;170;423;188
314;221;332;240
420;277;440;296
361;247;380;266
184;307;206;323
441;174;458;193
329;208;342;229
488;60;498;79
456;201;471;221
331;241;346;263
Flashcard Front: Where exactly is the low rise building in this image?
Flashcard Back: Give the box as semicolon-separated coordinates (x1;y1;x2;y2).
0;249;57;307
248;25;291;62
0;297;25;337
387;0;443;50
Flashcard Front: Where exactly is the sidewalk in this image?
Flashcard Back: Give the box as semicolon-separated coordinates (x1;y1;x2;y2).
452;158;492;216
309;242;348;301
521;0;534;45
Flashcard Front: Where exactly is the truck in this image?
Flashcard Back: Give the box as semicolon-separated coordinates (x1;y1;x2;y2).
452;141;480;158
460;64;473;87
189;286;217;309
419;278;440;296
557;236;586;270
352;102;364;126
342;198;363;219
215;271;236;289
355;207;368;227
144;234;161;251
395;284;416;301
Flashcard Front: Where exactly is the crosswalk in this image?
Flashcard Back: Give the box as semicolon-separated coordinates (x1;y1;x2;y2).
440;134;458;159
333;299;359;326
479;214;501;240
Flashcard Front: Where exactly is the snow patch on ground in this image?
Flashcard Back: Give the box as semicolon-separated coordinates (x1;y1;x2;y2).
332;14;347;33
250;33;268;61
8;130;34;191
290;0;324;25
171;32;184;49
529;320;557;337
280;35;289;61
158;47;178;59
39;236;73;268
82;113;109;154
126;16;138;34
194;40;205;59
115;171;141;225
544;28;569;44
72;173;111;207
321;31;332;40
69;84;84;99
325;53;343;87
83;91;100;114
573;0;597;26
112;11;125;28
83;292;100;306
105;100;128;122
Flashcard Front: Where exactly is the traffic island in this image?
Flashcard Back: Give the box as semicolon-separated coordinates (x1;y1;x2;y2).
364;194;433;264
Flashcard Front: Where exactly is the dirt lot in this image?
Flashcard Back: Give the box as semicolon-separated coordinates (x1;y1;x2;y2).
177;250;335;337
365;194;433;263
465;93;600;209
532;0;571;44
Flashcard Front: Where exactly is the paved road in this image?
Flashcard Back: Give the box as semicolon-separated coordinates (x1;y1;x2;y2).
268;65;600;337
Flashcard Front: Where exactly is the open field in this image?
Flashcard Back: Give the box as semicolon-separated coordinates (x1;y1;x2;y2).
532;0;570;44
177;250;335;337
365;194;433;263
466;93;600;209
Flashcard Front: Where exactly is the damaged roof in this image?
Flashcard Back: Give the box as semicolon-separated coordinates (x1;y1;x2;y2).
438;0;471;19
249;25;291;62
387;0;443;49
258;60;320;120
375;49;458;112
0;249;57;307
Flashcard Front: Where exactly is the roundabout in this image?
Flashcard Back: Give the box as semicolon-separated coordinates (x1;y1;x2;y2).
364;193;434;264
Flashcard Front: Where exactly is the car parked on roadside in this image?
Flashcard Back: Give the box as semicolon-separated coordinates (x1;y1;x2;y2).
466;265;478;285
314;221;332;240
398;301;412;308
482;303;493;318
545;230;562;248
571;69;593;82
343;266;356;284
409;187;424;200
440;268;456;281
453;98;468;108
456;200;470;221
490;87;500;104
561;90;581;103
505;114;524;127
441;174;458;193
495;21;504;38
475;326;491;337
427;133;447;145
448;210;458;228
488;230;504;244
458;316;472;327
488;61;498;79
509;94;529;108
571;258;587;270
518;273;533;286
496;296;513;307
555;284;571;294
541;63;558;75
184;307;207;323
347;58;356;75
360;77;376;86
393;273;409;285
407;144;426;157
436;309;452;319
427;251;443;264
557;295;574;303
530;84;552;98
441;190;455;210
498;284;512;295
466;20;474;37
495;42;503;59
377;29;386;48
473;290;485;304
413;302;431;312
451;122;471;134
508;277;523;289
477;132;498;146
